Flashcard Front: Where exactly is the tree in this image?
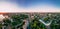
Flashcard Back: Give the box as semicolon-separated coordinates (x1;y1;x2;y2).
29;16;46;29
11;14;29;29
11;14;28;20
50;14;60;29
0;24;2;29
3;18;11;29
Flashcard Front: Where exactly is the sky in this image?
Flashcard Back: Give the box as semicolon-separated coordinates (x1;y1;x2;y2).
0;0;60;12
16;0;60;7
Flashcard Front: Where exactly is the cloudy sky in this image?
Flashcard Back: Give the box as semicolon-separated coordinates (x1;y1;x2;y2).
0;0;60;12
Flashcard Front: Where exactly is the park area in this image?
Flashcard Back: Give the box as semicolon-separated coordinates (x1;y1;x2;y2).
0;13;60;29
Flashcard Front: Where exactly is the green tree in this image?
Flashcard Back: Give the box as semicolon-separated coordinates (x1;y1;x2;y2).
0;24;2;29
11;14;29;29
29;16;46;29
11;14;28;20
3;18;11;29
50;14;60;29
